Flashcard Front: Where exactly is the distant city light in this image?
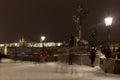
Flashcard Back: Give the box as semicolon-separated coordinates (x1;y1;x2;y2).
0;44;4;47
41;36;46;41
14;43;18;46
57;43;62;46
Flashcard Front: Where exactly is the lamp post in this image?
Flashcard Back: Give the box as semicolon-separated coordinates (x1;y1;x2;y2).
41;36;46;62
14;43;18;56
41;36;46;48
104;17;113;48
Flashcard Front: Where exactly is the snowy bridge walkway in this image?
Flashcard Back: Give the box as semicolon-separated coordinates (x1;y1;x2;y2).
0;59;120;80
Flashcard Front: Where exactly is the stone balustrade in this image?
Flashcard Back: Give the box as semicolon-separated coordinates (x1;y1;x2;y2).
100;58;120;74
57;53;100;66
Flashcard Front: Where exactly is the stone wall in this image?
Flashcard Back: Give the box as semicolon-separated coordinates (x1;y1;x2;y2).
100;58;120;74
58;54;100;66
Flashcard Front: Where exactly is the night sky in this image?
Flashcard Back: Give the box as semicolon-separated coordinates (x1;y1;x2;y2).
0;0;120;43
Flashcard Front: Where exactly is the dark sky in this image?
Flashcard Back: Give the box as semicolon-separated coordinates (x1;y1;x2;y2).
0;0;120;43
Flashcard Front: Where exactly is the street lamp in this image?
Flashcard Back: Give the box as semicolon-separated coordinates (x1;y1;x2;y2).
104;17;113;47
41;36;46;48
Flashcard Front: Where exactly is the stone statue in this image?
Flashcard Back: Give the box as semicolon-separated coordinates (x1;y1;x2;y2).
73;5;88;40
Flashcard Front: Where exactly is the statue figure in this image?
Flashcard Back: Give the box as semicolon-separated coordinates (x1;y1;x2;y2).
73;5;88;40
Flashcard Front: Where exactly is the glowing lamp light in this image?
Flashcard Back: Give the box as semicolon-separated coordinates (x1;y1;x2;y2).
41;36;46;41
0;44;4;47
104;17;113;26
15;43;18;46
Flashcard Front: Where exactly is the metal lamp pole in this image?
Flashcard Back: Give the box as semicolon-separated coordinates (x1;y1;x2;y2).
41;36;46;62
41;36;46;48
104;17;113;48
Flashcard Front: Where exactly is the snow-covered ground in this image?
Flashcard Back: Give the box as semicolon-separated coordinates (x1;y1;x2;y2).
0;59;120;80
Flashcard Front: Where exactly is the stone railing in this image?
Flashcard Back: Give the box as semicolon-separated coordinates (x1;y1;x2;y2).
100;58;120;74
57;53;100;66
